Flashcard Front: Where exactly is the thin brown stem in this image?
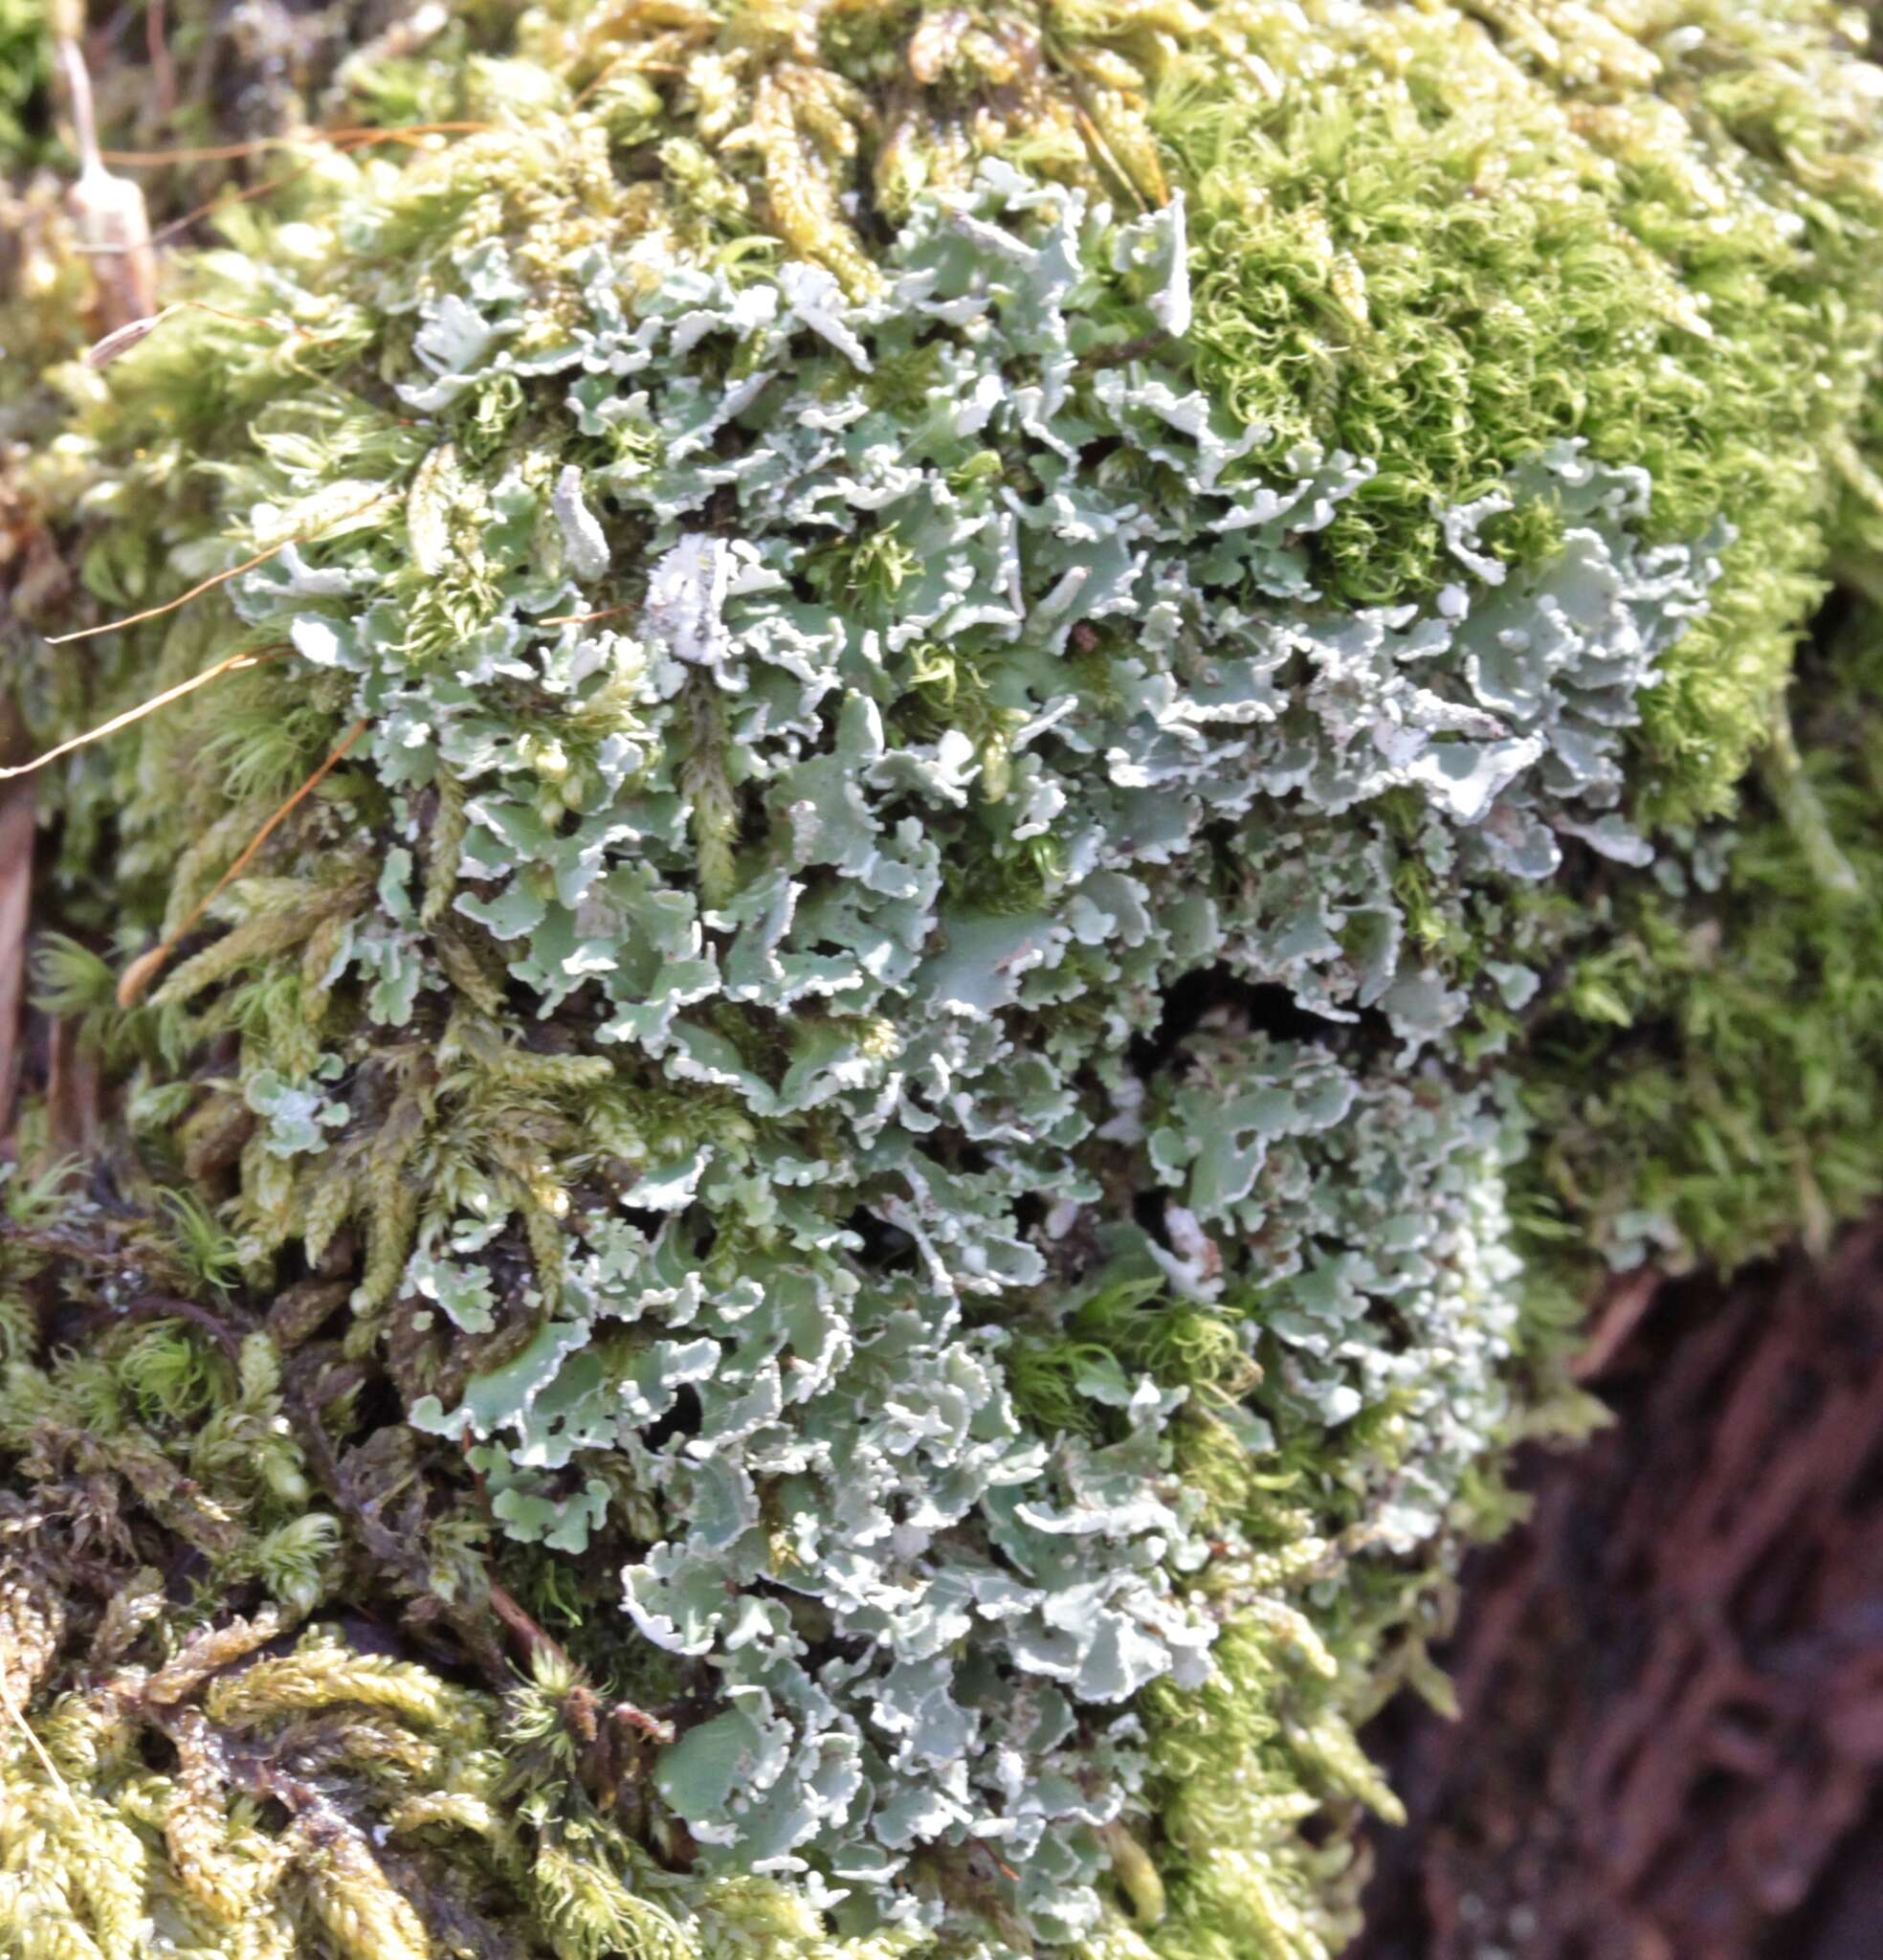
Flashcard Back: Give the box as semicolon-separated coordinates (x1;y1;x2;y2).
118;717;369;1007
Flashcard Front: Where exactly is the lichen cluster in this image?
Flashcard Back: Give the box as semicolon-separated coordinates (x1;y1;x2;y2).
3;0;1882;1956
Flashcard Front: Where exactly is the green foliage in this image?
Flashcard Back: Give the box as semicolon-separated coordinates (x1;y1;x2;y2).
0;0;52;171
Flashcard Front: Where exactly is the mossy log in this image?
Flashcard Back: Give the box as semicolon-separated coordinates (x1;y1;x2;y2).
0;1;1881;1955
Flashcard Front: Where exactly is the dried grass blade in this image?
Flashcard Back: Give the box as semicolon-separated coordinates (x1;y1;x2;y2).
48;493;390;645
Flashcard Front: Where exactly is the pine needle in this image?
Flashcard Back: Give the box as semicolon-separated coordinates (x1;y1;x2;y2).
102;137;295;164
0;648;284;780
0;1667;77;1813
322;120;497;147
129;124;493;247
83;299;337;368
118;717;370;1008
144;154;342;250
101;122;493;166
541;602;637;629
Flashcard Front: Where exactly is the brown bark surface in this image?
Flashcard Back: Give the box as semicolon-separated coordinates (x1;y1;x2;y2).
1353;1224;1883;1960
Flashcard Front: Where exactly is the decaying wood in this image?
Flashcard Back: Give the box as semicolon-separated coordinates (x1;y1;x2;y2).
1355;1223;1883;1959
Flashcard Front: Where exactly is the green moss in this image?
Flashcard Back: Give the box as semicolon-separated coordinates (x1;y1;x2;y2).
1519;582;1883;1279
0;0;54;171
1157;0;1883;819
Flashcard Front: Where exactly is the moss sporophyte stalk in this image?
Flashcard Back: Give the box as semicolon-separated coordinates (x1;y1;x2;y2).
1;0;1881;1955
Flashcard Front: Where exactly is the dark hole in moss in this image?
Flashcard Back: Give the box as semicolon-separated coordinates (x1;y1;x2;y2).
1131;1187;1173;1248
1805;581;1856;661
843;1205;918;1271
137;1726;180;1776
1129;969;1335;1079
346;1367;408;1442
641;1383;703;1454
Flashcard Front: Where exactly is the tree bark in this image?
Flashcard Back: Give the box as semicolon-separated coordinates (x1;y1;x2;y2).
1355;1222;1883;1959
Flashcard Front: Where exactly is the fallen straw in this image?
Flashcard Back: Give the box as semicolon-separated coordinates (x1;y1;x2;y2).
82;299;337;369
0;648;284;781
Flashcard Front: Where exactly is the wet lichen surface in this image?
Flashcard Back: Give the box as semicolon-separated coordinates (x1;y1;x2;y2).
2;1;1882;1956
